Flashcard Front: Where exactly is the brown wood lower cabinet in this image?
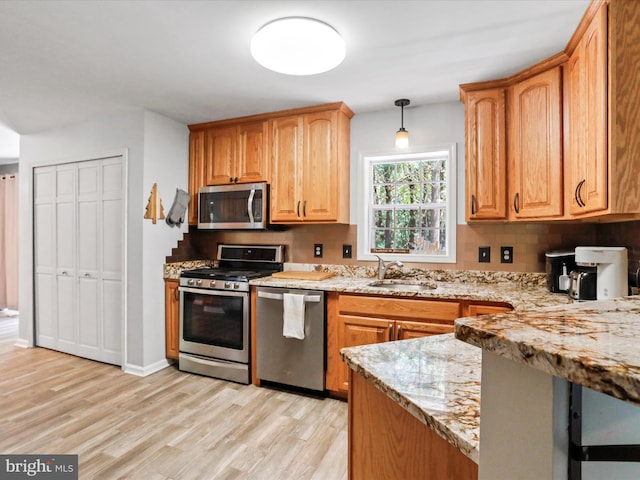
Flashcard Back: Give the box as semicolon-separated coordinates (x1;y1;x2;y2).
164;279;180;360
326;293;513;397
326;293;463;396
349;371;478;480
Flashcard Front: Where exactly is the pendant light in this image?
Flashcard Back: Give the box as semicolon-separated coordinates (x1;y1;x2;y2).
395;99;410;148
250;17;346;76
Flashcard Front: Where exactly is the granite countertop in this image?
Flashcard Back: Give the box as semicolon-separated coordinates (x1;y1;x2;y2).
340;334;482;463
455;296;640;407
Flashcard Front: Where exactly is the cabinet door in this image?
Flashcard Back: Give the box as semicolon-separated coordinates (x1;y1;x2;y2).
205;126;236;185
509;67;563;219
336;314;391;393
566;4;607;215
188;130;205;225
396;320;454;340
236;121;268;184
165;280;180;360
302;111;339;221
270;115;303;222
464;88;507;220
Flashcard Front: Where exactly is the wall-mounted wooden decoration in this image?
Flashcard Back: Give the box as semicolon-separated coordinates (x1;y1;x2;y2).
144;183;165;224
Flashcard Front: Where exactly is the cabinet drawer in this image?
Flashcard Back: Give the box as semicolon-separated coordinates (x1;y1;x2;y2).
338;294;461;323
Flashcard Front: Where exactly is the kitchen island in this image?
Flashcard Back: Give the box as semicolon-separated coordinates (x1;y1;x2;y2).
340;334;480;479
456;296;640;480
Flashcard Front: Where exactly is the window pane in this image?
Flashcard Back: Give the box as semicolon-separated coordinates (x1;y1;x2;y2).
373;229;394;249
373;184;395;205
373;209;394;228
396;183;421;204
373;164;395;184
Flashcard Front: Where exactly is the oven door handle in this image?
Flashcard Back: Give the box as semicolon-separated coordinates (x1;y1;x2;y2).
179;286;247;297
247;188;255;224
257;291;321;303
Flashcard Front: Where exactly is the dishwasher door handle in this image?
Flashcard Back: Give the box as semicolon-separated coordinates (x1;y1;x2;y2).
257;291;321;303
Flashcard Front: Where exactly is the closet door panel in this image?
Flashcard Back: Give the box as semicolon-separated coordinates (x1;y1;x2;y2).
56;273;76;354
56;202;76;274
78;276;100;360
35;274;55;349
77;161;101;360
33;168;56;349
102;278;122;364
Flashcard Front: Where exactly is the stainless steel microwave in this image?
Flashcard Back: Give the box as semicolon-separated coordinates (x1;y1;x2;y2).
198;182;269;230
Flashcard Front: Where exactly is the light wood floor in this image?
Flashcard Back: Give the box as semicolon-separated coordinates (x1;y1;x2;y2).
0;318;348;479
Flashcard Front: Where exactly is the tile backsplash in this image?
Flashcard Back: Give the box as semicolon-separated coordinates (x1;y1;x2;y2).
168;220;640;274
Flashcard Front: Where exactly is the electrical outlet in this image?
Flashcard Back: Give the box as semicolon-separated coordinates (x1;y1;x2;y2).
479;246;491;263
501;246;514;264
314;243;323;258
342;244;352;259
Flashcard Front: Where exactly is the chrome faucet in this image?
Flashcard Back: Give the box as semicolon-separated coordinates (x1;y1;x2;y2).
376;255;404;280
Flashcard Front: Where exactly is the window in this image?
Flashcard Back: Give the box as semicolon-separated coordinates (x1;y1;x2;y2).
357;145;456;263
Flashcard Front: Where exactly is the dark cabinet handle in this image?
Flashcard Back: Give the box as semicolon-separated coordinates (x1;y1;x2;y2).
575;179;586;207
513;192;520;214
229;177;233;183
471;194;476;215
234;177;238;183
303;200;307;217
173;285;179;301
296;200;301;217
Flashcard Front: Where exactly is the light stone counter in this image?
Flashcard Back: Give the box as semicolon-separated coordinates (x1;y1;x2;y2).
455;296;640;406
340;334;482;463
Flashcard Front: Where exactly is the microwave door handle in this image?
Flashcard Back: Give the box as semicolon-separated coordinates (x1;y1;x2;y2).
247;188;255;223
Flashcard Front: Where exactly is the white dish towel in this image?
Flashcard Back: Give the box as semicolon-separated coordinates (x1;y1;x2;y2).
283;293;306;340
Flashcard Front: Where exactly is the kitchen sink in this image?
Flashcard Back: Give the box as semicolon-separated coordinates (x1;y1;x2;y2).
367;280;437;291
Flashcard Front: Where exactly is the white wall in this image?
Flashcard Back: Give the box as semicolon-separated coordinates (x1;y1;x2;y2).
18;109;189;374
141;111;189;367
349;101;466;226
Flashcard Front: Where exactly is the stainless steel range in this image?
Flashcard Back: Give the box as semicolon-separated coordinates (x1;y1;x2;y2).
178;244;284;384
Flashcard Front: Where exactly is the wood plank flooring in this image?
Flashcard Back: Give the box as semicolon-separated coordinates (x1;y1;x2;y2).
0;318;348;479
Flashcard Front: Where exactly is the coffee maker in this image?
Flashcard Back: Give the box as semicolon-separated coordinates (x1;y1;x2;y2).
574;246;628;300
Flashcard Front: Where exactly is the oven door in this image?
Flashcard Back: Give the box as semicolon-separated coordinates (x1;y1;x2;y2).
179;286;249;364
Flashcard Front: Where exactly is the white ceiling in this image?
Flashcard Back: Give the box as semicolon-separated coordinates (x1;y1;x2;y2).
0;0;590;143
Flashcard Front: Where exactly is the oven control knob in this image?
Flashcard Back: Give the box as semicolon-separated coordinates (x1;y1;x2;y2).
187;279;195;286
224;282;231;289
233;283;240;289
195;279;202;287
210;281;216;288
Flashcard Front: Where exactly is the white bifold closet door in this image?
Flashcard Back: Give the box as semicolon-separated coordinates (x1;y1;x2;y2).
34;156;123;365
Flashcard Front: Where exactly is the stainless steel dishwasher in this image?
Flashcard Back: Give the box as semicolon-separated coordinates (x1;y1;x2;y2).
255;286;325;392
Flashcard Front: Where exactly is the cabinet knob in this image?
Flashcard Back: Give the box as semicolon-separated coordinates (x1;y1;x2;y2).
229;177;233;183
388;323;394;341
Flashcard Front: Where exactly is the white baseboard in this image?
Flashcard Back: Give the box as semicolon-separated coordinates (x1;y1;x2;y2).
123;358;171;377
14;338;29;348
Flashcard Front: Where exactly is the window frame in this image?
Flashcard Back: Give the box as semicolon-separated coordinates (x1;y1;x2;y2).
357;143;457;263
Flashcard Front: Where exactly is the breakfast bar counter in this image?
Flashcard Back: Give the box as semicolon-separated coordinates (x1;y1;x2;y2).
340;334;481;463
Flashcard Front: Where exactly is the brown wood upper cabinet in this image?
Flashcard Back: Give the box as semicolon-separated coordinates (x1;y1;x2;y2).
463;88;507;221
508;67;563;220
204;121;268;186
461;0;640;222
270;104;353;224
187;101;353;226
188;130;204;225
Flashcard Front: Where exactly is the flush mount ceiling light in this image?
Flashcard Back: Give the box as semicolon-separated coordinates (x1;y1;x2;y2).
395;99;410;148
250;17;346;76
